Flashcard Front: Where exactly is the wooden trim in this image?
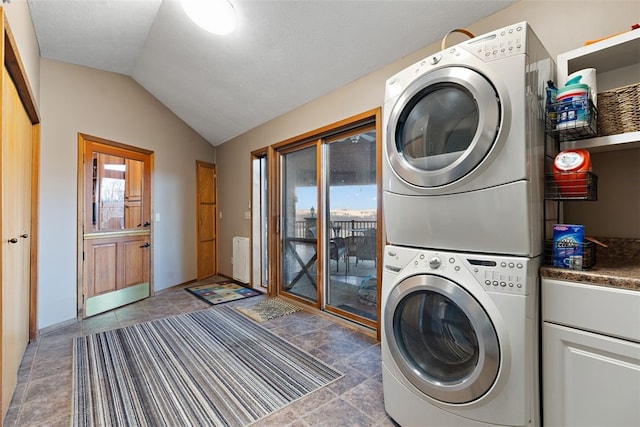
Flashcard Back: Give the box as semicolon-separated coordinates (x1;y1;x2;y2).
0;7;5;414
3;15;38;124
267;145;277;297
76;135;85;317
29;123;40;340
374;106;382;340
271;108;379;150
79;133;153;155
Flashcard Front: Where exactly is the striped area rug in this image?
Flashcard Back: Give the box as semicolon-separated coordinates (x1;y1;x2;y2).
73;307;343;426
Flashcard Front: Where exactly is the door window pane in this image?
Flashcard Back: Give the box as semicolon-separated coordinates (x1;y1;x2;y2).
281;145;317;302
92;153;144;231
326;130;377;321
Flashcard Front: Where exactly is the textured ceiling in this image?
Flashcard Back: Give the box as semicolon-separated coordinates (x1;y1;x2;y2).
27;0;516;146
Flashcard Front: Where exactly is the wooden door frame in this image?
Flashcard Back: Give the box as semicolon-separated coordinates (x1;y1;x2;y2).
76;133;154;318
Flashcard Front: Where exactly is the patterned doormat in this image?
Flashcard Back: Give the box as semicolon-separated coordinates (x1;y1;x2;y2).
186;281;261;305
72;307;343;426
237;297;301;322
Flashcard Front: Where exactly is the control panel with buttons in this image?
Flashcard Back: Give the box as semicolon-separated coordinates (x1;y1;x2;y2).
384;245;532;296
463;23;526;62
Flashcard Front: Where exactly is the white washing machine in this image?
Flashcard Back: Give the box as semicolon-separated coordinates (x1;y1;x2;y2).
382;22;554;257
381;245;540;426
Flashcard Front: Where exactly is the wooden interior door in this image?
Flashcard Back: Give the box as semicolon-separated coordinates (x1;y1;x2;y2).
1;66;33;416
80;136;153;317
196;161;217;280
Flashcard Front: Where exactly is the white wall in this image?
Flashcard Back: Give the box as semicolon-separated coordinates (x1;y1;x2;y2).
38;59;216;328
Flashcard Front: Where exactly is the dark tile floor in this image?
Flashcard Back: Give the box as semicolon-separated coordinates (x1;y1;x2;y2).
4;277;397;426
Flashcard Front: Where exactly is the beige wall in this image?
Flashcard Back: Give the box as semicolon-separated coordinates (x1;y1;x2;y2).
38;59;216;328
216;0;640;278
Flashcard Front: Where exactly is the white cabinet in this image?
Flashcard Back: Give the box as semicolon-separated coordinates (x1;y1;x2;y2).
542;279;640;426
556;29;640;152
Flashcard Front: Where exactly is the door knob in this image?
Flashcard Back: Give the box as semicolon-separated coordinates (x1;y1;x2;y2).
8;238;18;244
20;233;28;239
140;242;150;248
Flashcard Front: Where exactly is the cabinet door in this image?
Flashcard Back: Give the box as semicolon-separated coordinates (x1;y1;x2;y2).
543;322;640;426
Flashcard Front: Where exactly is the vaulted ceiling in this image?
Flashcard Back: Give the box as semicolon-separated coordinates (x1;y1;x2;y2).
27;0;516;146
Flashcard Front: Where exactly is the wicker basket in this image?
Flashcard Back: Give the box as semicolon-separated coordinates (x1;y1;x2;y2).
597;82;640;136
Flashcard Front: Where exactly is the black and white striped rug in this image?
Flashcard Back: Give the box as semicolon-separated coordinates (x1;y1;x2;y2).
73;306;343;426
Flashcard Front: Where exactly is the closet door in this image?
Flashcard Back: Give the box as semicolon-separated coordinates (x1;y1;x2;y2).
1;66;33;416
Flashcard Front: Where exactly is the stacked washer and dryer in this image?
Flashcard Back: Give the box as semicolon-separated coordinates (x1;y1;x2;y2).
381;23;554;426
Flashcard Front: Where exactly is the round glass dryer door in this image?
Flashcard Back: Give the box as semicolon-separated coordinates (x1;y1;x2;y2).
384;275;500;404
386;66;500;187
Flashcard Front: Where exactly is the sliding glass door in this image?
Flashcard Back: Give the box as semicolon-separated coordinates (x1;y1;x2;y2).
274;111;380;329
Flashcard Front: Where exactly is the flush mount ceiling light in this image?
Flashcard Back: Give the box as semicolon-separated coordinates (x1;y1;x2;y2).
182;0;237;35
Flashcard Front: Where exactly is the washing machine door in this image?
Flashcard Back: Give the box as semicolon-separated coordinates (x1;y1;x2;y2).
385;274;500;404
386;66;500;187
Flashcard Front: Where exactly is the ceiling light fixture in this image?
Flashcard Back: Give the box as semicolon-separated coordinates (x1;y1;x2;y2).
182;0;238;35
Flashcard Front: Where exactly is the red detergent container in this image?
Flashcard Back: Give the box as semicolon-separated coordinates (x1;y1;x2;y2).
553;149;591;197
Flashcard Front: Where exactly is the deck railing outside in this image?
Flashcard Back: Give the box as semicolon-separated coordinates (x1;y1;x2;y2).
293;219;376;238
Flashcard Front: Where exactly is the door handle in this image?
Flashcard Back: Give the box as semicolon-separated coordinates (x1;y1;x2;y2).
137;222;151;228
140;242;150;248
20;233;28;239
8;238;18;244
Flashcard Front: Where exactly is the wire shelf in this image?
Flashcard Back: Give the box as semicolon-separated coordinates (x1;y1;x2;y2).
546;98;598;142
545;171;598;201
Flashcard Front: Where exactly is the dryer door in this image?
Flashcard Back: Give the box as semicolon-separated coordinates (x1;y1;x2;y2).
386;66;500;187
384;274;500;404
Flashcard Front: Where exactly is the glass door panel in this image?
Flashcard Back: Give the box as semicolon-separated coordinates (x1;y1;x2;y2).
281;145;318;302
325;129;377;322
91;153;145;231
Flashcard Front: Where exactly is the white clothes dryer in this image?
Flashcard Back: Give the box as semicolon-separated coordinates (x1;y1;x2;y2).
381;245;540;426
382;22;554;256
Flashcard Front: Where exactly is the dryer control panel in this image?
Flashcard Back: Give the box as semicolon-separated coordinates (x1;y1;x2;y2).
461;22;528;62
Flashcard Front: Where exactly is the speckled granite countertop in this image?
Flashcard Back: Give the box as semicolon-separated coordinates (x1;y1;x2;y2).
540;237;640;292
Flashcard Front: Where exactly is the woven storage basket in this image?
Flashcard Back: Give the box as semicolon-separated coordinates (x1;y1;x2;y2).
597;82;640;136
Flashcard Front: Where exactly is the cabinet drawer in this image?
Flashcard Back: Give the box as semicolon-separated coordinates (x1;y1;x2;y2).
542;278;640;342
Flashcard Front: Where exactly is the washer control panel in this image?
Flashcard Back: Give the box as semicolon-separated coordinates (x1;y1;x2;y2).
385;245;533;295
464;257;528;294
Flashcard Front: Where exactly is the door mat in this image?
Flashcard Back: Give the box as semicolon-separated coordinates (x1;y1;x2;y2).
237;297;301;322
186;281;261;305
